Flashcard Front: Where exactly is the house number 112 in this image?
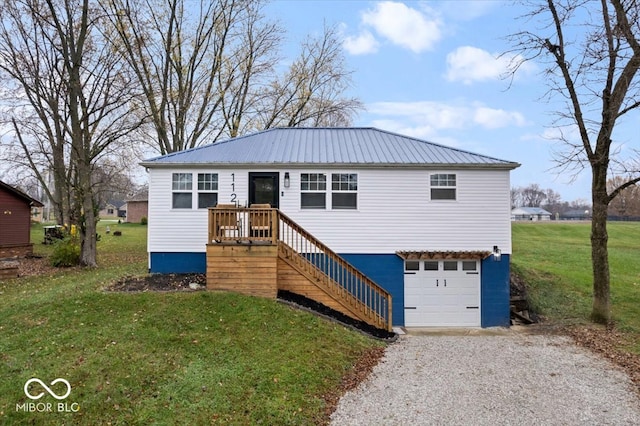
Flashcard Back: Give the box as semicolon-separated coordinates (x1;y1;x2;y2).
230;173;237;204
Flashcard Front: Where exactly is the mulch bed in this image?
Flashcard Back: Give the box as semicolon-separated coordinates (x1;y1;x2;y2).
278;290;396;340
107;273;207;292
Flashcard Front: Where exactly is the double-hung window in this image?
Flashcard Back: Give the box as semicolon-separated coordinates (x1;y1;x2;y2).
197;173;218;208
172;173;193;209
430;174;456;200
300;173;326;209
331;173;357;209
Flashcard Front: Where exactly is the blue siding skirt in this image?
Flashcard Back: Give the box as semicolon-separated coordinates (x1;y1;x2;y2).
150;252;206;274
339;254;405;326
480;254;511;327
149;251;510;328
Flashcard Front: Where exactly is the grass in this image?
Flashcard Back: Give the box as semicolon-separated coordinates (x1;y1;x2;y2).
512;221;640;353
1;222;381;425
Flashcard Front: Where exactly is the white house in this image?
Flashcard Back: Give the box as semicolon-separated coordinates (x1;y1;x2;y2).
141;128;520;328
511;207;552;221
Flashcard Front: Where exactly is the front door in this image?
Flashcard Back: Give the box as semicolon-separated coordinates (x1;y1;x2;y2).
249;172;279;208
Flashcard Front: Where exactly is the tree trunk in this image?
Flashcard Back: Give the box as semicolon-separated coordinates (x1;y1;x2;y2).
591;163;610;324
77;160;97;267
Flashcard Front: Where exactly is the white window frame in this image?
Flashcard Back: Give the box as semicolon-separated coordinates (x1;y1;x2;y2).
197;173;218;209
172;173;193;209
300;173;327;209
331;173;358;210
430;173;456;201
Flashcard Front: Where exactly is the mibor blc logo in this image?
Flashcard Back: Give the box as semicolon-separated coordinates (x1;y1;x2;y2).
16;378;80;413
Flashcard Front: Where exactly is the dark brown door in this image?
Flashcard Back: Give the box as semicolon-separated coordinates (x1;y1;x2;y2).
248;172;279;208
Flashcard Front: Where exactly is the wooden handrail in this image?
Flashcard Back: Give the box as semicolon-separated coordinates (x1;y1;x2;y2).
276;210;392;331
207;207;393;331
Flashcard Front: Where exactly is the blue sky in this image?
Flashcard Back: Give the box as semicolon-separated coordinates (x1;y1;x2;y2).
266;0;597;203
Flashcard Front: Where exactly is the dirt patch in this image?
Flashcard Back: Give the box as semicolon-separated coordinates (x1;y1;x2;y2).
567;325;640;395
106;273;207;292
1;255;78;279
320;345;386;425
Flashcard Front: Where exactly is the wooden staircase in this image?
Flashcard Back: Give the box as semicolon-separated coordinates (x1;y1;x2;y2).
206;207;392;331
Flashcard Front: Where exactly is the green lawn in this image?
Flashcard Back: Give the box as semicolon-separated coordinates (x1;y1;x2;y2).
512;221;640;352
0;222;381;425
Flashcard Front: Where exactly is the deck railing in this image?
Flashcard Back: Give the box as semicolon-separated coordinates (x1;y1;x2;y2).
207;206;393;331
208;206;278;245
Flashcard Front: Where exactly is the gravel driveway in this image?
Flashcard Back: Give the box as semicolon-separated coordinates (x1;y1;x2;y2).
331;330;640;425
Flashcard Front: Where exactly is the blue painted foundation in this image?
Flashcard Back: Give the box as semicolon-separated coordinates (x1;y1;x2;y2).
480;254;511;327
340;254;405;326
150;252;206;274
149;250;511;328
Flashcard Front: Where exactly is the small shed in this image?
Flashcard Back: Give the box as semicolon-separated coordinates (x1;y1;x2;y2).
0;180;44;258
511;207;552;221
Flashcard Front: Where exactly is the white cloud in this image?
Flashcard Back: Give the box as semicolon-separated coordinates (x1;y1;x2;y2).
473;107;527;129
345;1;442;55
445;46;533;85
368;100;528;131
440;0;500;22
343;30;379;55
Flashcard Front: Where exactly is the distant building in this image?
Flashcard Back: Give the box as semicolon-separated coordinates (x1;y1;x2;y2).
562;209;591;220
511;207;552;221
99;200;126;219
125;190;148;223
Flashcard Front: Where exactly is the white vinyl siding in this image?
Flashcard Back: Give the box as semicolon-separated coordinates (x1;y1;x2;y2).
278;168;512;254
148;167;513;255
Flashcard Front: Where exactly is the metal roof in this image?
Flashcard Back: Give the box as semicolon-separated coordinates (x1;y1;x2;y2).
141;127;520;169
512;207;552;215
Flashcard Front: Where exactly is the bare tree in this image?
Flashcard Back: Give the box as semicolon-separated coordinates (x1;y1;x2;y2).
256;25;363;130
508;0;640;323
0;0;142;266
521;183;547;207
104;1;362;154
608;176;640;217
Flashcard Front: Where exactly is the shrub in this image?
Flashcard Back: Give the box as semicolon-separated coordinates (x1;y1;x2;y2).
140;216;148;225
50;238;81;267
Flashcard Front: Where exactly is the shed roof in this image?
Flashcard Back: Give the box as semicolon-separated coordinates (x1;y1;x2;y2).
141;127;520;169
0;180;44;207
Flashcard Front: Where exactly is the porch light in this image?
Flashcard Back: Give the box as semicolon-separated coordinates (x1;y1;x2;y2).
284;172;290;188
493;245;502;262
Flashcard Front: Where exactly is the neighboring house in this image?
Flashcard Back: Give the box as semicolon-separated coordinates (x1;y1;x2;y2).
141;127;520;329
125;191;148;223
100;200;126;219
511;207;552;221
0;180;44;258
562;209;591;220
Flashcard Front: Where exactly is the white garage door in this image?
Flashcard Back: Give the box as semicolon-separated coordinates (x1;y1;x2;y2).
404;259;480;327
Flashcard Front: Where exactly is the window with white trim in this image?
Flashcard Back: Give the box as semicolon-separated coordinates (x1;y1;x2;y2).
331;173;357;209
197;173;218;209
172;173;193;209
300;173;326;209
430;173;456;200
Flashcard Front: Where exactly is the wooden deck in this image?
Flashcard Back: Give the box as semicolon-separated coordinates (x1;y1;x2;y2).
206;206;392;331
